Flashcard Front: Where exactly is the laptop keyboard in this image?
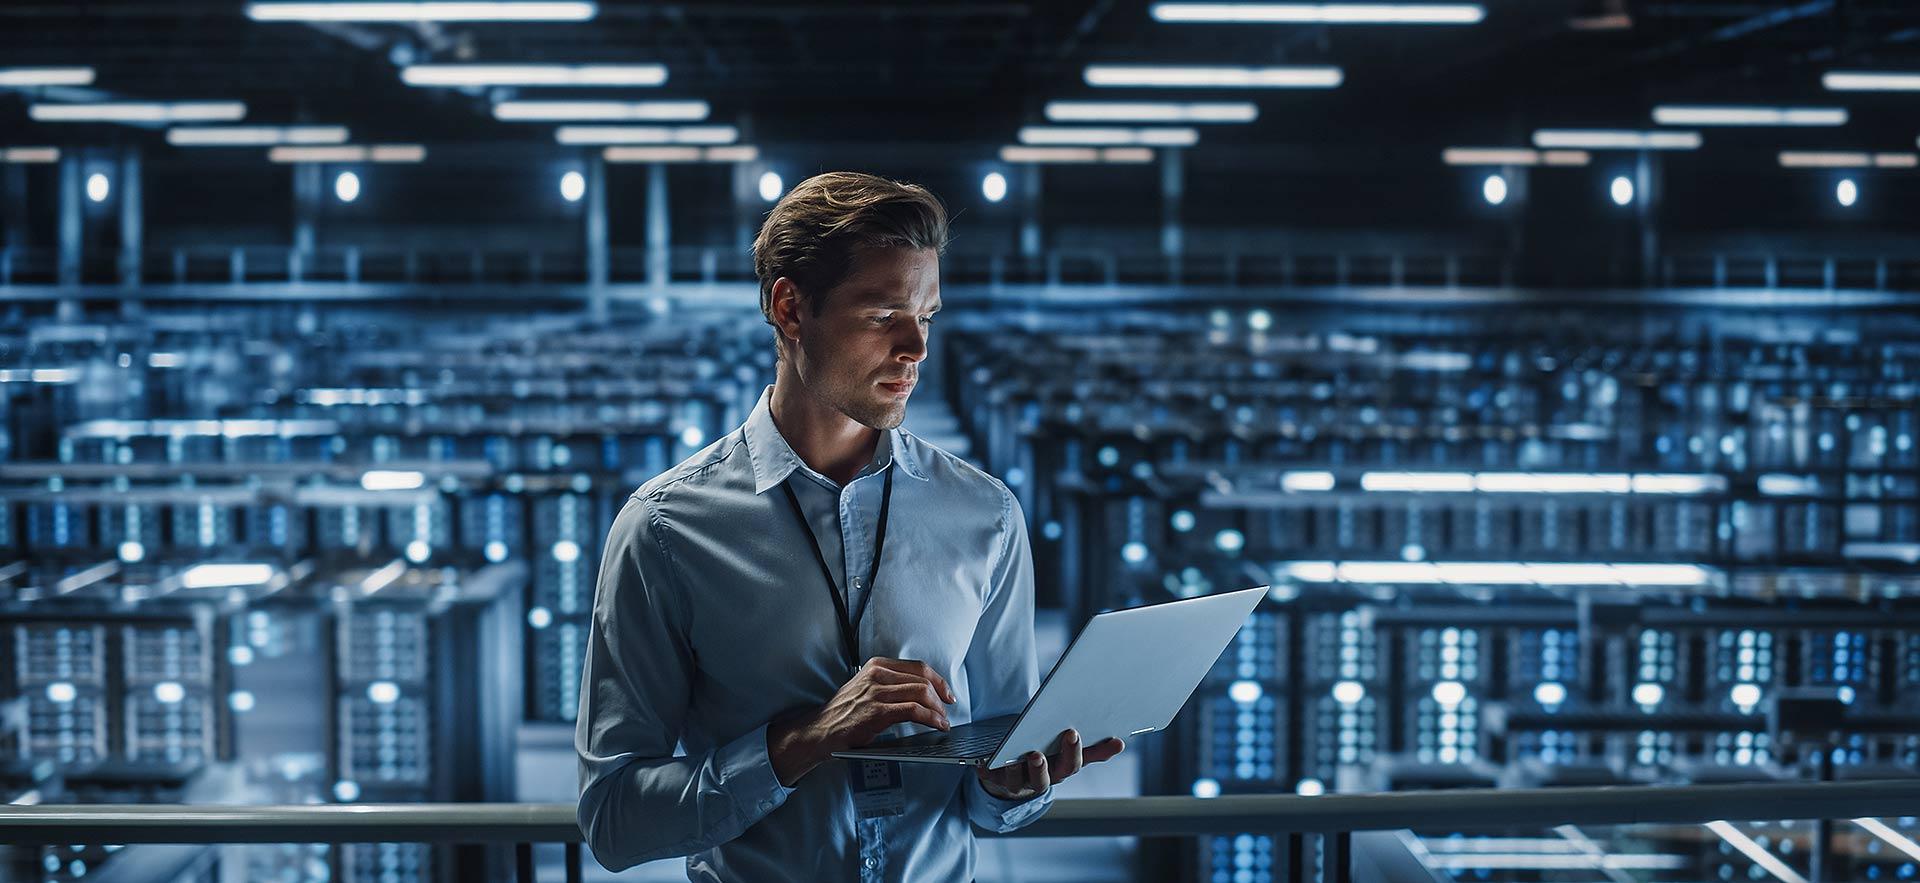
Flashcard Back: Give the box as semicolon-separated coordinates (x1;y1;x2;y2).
881;729;1008;757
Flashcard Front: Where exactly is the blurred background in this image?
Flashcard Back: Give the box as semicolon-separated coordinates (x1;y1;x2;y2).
4;1;1920;881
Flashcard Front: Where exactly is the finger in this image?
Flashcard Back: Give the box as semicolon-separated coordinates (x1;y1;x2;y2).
875;683;950;724
1085;737;1126;764
1025;750;1051;794
1052;729;1083;781
869;659;955;704
903;660;956;704
880;701;949;731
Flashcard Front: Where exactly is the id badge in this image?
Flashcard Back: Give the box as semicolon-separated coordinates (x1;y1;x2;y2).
849;760;905;819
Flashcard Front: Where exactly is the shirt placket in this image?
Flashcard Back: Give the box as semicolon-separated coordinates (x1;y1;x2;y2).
841;471;887;880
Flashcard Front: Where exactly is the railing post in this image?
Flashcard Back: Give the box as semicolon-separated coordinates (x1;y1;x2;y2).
1335;253;1349;287
1325;830;1351;883
1714;254;1726;288
1765;255;1778;289
517;842;534;883
1876;257;1888;290
1287;832;1305;883
230;247;244;283
1390;254;1403;288
1444;254;1458;288
702;248;717;284
347;246;361;284
1225;251;1238;287
1046;252;1061;287
172;248;185;284
566;841;582;883
1;247;9;286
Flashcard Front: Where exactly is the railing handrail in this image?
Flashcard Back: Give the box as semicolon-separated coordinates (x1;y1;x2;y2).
2;779;1916;844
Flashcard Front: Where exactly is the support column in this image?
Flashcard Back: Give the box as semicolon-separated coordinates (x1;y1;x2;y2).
118;146;143;309
646;162;669;291
292;163;320;268
733;161;757;251
585;155;609;318
3;163;27;252
1160;148;1184;283
1019;165;1042;259
57;153;82;319
1636;151;1661;286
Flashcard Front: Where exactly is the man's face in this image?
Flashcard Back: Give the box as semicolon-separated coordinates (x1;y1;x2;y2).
790;246;940;431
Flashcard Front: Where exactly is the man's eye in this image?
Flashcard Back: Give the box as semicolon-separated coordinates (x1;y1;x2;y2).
870;314;893;325
918;315;935;326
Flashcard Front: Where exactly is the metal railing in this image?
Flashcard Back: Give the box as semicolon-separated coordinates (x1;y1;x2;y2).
10;243;1920;293
4;779;1918;882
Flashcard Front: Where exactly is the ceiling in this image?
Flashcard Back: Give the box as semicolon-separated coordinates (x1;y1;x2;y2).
6;1;1920;169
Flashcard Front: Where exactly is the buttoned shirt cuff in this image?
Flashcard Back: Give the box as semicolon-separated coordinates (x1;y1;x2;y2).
967;774;1054;832
718;721;798;819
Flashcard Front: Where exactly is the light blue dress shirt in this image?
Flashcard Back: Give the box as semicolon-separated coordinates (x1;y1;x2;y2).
576;386;1052;881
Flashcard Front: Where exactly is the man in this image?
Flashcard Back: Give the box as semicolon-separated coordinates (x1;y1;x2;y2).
576;171;1123;881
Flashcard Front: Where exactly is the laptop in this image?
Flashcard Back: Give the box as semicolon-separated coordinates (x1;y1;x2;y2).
832;584;1269;770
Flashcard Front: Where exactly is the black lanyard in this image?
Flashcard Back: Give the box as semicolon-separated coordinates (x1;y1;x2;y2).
779;464;894;672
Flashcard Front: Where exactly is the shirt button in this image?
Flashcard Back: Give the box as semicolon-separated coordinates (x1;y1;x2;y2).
864;857;877;870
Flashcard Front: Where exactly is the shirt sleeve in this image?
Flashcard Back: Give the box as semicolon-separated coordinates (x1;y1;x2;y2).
575;494;797;872
962;486;1056;832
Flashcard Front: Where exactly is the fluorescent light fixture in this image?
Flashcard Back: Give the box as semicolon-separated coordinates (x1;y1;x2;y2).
999;146;1156;163
1533;129;1701;150
402;63;662;87
1425;855;1687;871
1853;818;1920;864
1629;473;1723;494
1435;562;1534;584
360;559;406;595
1442;147;1591;167
1150;3;1484;23
1823;71;1920;92
1281;470;1337;492
1282;560;1714;587
1842;542;1920;564
1778;151;1917;168
492;100;709;121
1018;126;1199;146
360;470;426;491
246;1;596;21
1757;474;1819;496
2;147;60;164
182;563;275;589
554;125;738;145
268;144;426;163
1705;821;1809;883
1045;101;1258;123
1474;472;1632;493
30;102;247;123
702;145;759;162
1084;65;1343;88
1359;471;1474;492
0;67;95;87
167;126;349;146
1651;105;1846;126
602;145;759;163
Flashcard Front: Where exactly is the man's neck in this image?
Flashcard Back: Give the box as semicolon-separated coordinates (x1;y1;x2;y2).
768;367;880;487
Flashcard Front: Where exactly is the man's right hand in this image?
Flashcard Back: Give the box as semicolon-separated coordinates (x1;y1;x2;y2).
767;657;955;787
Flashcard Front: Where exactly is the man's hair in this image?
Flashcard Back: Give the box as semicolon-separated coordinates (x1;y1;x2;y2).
752;172;949;342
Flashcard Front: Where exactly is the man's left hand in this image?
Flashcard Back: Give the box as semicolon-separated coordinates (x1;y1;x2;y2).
974;728;1124;802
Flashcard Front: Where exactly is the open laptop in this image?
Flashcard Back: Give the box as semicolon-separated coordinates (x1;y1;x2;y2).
832;584;1268;770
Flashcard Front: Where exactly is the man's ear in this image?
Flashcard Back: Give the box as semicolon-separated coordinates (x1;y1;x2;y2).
769;277;805;350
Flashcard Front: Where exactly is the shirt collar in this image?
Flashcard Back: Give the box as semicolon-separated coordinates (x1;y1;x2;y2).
743;385;928;494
